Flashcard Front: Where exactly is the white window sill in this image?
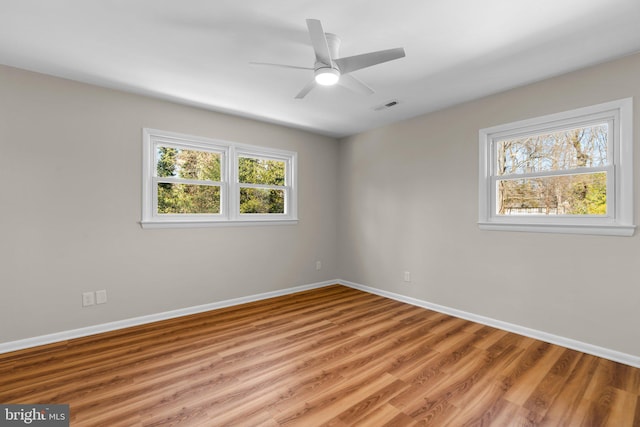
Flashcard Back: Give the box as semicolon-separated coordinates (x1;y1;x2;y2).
140;219;299;229
478;222;635;236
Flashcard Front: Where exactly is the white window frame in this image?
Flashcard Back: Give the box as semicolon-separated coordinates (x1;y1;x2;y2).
233;148;294;222
141;128;298;228
478;98;634;236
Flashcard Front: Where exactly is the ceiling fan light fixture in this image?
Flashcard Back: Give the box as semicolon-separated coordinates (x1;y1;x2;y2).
254;19;405;99
314;68;340;86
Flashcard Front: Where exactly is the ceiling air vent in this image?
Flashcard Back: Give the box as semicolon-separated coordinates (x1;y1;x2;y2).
374;100;399;111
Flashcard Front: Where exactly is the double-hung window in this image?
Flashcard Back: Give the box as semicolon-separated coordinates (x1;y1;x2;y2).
142;129;297;228
478;98;634;236
236;151;289;216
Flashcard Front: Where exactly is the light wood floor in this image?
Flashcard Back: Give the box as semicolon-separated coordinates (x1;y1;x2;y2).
1;285;639;426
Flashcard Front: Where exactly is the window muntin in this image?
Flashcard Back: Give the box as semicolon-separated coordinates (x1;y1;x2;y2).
478;98;634;236
142;129;297;227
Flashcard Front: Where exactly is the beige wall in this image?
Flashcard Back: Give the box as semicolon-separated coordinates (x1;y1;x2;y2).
0;65;339;342
3;52;640;358
337;52;640;357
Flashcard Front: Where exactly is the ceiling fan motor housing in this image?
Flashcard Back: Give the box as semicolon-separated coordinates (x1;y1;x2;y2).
314;33;341;85
324;33;341;63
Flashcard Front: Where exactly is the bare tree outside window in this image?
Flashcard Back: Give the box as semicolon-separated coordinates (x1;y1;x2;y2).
478;98;633;236
496;124;608;216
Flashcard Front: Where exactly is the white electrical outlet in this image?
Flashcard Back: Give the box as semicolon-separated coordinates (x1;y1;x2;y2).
82;291;95;307
96;289;107;304
403;271;411;282
316;261;322;271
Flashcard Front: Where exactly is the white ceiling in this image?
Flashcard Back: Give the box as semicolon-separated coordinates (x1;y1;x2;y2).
2;0;640;138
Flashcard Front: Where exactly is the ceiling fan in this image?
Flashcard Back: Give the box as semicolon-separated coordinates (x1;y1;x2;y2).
251;19;406;99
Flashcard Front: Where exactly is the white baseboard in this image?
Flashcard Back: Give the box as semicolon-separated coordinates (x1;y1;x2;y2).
3;279;639;369
339;280;640;369
0;280;335;355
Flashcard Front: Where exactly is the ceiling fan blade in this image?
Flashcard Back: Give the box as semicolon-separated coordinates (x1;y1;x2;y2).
306;19;332;66
339;74;375;96
335;47;406;74
249;62;313;71
295;79;316;99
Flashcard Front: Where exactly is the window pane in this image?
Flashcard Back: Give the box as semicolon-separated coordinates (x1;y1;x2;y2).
240;188;285;214
497;172;606;216
238;157;285;185
156;146;221;181
496;124;608;176
157;183;220;214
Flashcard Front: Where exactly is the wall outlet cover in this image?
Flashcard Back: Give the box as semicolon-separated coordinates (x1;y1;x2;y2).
96;290;107;305
82;292;95;307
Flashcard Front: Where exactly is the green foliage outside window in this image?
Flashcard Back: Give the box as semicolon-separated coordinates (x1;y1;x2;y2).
157;147;221;214
238;157;285;214
238;157;285;185
156;149;286;215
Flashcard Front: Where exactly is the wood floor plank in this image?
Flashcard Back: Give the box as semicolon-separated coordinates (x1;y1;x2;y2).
503;343;567;406
332;379;409;425
490;400;537;427
1;285;638;426
349;403;413;427
606;388;638;427
437;344;526;425
519;348;582;423
538;353;599;426
397;342;523;426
